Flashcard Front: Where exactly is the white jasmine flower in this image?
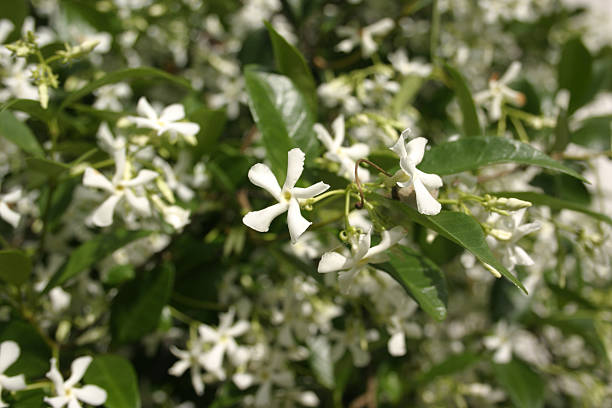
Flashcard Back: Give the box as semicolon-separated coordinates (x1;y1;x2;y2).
314;115;370;181
336;18;395;57
82;147;158;227
474;62;525;121
125;97;200;145
169;340;207;396
0;341;26;407
386;315;422;357
486;208;541;270
0;189;22;228
318;227;405;292
389;131;443;215
150;195;191;230
484;321;550;366
93;83;131;111
317;78;361;114
208;76;245;119
0;59;39;102
388;49;432;77
242;148;330;243
44;356;107;408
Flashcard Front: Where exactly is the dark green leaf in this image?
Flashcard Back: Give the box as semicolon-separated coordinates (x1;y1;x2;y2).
558;37;593;114
44;230;151;291
307;336;334;389
377;246;447;321
493;359;545;408
571;115;612;151
83;355;141;408
392;75;424;117
60;68;192;110
552;109;570;152
1;99;54;123
419;136;587;182
265;22;317;115
369;194;526;293
444;64;482;136
26;157;70;177
0;0;28;42
492;191;612;226
103;264;135;286
0;111;44;157
190;106;227;157
416;352;480;385
11;389;45;408
244;67;318;179
111;263;175;344
0;250;31;285
0;321;51;378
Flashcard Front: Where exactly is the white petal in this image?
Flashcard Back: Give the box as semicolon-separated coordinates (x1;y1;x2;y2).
490;93;503;121
65;356;92;388
413;176;441;215
46;358;65;390
124;189;151;215
166;122;200;138
1;189;21;203
0;341;20;374
318;252;351;273
493;343;512;364
390;133;407;158
283;148;305;191
198;324;220;343
415;169;443;190
0;374;25;391
405;137;428;165
200;343;225;371
366;18;394;36
191;366;204;395
169;345;190;360
0;202;20;228
388;332;406;356
517;221;541;237
83;168;114;193
343;143;370;160
111;147;127;185
159;104;185;122
44;396;70;408
292;182;330;199
73;385;107;406
254;381;272;407
287;199;310;244
227;321;249;338
136;97;157;120
500;61;521;84
122;169;158;187
232;372;254;390
366;226;405;259
248;163;281;201
91;194;122;227
512;246;535;266
313;124;335;151
361;33;377;57
168;359;190;377
335;38;356;53
331;115;345;147
242;202;289;232
353;231;372;261
68;398;82;408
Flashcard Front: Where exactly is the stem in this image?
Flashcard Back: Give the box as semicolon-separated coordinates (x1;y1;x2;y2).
168;305;203;325
306;189;346;205
344;188;352;231
510;115;529;143
354;158;392;209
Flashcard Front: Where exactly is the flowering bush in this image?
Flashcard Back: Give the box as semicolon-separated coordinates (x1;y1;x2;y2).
0;0;611;406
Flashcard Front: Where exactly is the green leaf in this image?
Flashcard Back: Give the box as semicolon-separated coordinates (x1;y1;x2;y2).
190;106;227;157
111;263;175;344
377;246;448;321
307;336;334;389
244;67;318;179
44;230;151;291
265;21;317;115
493;359;545;408
0;321;51;378
492;191;612;226
60;68;192;110
0;250;32;285
418;136;587;182
368;194;526;293
416;352;480;385
444;64;482;136
0;111;44;157
26;157;70;177
392;75;424;117
558;37;593;114
12;389;45;408
1;99;54;123
103;264;136;286
83;355;141;408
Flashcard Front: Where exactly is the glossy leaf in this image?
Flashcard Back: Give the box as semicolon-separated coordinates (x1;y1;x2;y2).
418;136;587;182
265;22;317;115
377;246;448;321
244;67;318;179
110;263;175;344
44;230;151;291
83;355;141;408
368;194;526;293
0;250;31;285
493;359;545;408
0;99;54;123
444;64;482;136
558;37;593;114
0;321;50;378
0;111;44;157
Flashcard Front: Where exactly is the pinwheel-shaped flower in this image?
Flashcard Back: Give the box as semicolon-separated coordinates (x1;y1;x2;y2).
125;97;200;145
390;132;443;215
44;356;107;408
336;18;395;57
474;62;525;121
242;148;330;243
314;115;370;181
0;341;26;408
83;147;158;227
318;227;405;292
0;189;22;228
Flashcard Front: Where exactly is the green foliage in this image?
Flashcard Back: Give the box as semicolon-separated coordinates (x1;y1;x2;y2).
83;355;141;408
558;37;593;114
0;111;44;157
444;64;482;136
0;250;31;285
493;359;545;408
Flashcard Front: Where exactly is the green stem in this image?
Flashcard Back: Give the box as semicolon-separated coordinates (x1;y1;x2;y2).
306;189;346;205
510;115;529;143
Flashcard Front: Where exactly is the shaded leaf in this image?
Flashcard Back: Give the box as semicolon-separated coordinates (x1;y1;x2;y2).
444;64;482;136
0;111;44;157
493;359;545;408
0;321;50;378
0;250;31;285
558;37;593;114
416;352;480;385
83;355;141;408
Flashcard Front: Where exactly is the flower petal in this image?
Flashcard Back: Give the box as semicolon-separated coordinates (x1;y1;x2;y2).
73;385;107;406
242;202;288;233
166;122;200;138
283;148;305;191
287;199;310;244
122;169;158;187
0;202;20;228
91;194;122;227
405;137;427;165
83;168;114;193
248;163;281;201
65;356;92;388
191;366;204;395
1;374;26;391
413;176;442;215
199;343;225;372
366;226;405;260
343;143;370;160
136;97;157;120
44;396;70;408
233;372;254;390
388;332;406;356
331;115;345;147
353;230;371;261
313;124;334;151
500;61;521;85
415;169;443;190
198;324;220;342
389;132;408;158
124;189;151;215
227;320;249;338
0;341;20;374
159;104;185;122
46;358;64;391
366;18;394;36
292;182;330;199
317;252;351;273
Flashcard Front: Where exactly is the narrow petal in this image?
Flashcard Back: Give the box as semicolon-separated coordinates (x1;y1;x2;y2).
233;372;254;390
65;356;92;388
292;182;330;199
517;221;541;237
313;124;335;151
124;189;151;215
389;133;407;158
511;246;535;266
73;385;107;406
248;163;281;201
191;366;204;395
1;189;21;203
365;226;405;260
111;148;127;185
1;374;26;391
366;18;394;36
0;202;20;228
91;194;122;227
415;169;443;190
335;38;356;53
317;252;351;273
137;97;157;120
500;61;521;84
353;231;372;261
198;325;220;343
165;122;200;138
169;359;190;378
68;397;82;408
46;358;65;391
122;169;158;187
283;148;305;191
413;177;442;215
159;104;185;122
388;332;406;356
227;321;249;338
405;137;428;165
83;168;115;193
242;202;289;233
169;345;190;360
287;199;311;244
199;343;225;371
361;32;377;57
0;341;20;374
44;396;70;408
331;115;345;147
490;93;503;120
343;143;370;160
